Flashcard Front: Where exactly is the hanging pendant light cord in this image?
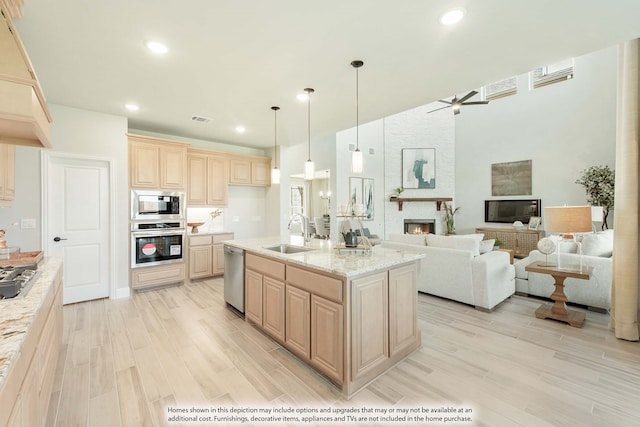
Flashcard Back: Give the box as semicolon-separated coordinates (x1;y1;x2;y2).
356;65;359;151
307;91;311;161
272;106;279;168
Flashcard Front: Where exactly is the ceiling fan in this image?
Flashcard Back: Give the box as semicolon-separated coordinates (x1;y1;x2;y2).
428;90;489;115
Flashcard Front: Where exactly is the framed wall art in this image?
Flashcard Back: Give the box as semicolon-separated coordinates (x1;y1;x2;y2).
402;148;436;189
491;160;532;196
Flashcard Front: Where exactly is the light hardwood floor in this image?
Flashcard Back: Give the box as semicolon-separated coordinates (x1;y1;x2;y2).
45;277;640;427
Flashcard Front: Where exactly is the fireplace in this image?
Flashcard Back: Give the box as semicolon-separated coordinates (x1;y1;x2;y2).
404;219;435;234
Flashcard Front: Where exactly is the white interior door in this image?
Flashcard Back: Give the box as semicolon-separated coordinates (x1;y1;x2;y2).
45;154;111;304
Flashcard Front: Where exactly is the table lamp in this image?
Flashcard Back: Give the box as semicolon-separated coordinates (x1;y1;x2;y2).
543;206;593;269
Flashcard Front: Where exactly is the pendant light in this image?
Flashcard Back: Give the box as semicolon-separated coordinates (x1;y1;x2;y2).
270;106;281;184
304;88;315;180
351;60;364;174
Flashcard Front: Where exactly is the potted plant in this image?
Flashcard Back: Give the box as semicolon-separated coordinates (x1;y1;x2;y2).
390;187;404;199
493;238;503;249
575;165;615;229
443;202;460;235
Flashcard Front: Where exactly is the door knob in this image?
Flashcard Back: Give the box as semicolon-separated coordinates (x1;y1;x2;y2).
53;236;68;242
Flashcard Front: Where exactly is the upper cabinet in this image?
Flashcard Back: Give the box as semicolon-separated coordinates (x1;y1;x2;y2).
187;148;228;207
0;1;52;148
0;143;16;207
229;155;271;186
128;134;188;190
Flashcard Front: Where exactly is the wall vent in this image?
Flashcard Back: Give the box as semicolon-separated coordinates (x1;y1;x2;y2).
191;115;212;123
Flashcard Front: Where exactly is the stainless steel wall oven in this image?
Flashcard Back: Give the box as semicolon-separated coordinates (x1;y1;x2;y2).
130;221;186;268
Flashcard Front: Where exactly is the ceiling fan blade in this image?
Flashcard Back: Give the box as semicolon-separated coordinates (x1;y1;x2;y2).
462;101;490;105
437;100;452;105
458;90;478;103
427;105;452;113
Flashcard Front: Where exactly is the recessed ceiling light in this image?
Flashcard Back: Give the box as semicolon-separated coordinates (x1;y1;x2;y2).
145;40;169;54
236;126;246;133
125;103;139;112
439;8;465;26
297;93;309;101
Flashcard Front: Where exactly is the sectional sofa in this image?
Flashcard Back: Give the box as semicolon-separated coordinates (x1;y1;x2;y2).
381;233;515;311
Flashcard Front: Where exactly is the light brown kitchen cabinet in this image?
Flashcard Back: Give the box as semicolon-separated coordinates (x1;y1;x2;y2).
285;285;311;359
0;264;63;427
0;143;16;207
245;269;264;325
351;271;389;380
189;235;213;279
187;149;228;206
229;155;271;186
128;134;188;190
262;277;286;342
130;262;186;290
388;264;418;356
0;1;52;148
310;295;343;383
188;233;233;279
245;253;286;341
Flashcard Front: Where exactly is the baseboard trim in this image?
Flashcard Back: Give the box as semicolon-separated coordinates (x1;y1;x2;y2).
114;287;131;299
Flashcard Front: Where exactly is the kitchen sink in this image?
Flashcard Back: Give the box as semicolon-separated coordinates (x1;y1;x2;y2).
262;244;314;254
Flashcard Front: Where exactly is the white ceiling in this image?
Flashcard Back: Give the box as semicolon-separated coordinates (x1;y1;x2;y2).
14;0;640;150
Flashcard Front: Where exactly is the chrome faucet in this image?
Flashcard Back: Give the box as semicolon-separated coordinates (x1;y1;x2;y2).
288;213;310;244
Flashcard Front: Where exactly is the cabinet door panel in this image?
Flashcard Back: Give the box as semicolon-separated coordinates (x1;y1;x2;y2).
351;272;388;380
212;244;225;276
252;159;271;186
189;245;213;279
187;154;207;205
245;270;263;325
207;156;229;206
229;158;252;184
285;285;311;359
262;277;285;342
160;145;186;189
130;142;159;188
389;264;418;356
311;295;343;382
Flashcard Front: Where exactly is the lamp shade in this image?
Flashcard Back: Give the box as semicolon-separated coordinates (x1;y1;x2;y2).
543;206;593;233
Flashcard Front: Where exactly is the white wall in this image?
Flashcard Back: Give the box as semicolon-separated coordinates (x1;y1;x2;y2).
336;119;385;238
455;46;617;234
383;103;456;236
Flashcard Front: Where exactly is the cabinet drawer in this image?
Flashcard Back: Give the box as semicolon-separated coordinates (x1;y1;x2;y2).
286;266;343;304
213;233;234;244
246;253;285;280
189;235;212;246
131;263;186;289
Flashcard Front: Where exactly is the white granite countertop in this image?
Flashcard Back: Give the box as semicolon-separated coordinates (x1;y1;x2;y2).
224;236;424;278
0;257;63;389
187;230;234;237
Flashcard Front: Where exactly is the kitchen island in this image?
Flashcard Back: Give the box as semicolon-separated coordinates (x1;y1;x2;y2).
0;257;63;426
224;237;424;398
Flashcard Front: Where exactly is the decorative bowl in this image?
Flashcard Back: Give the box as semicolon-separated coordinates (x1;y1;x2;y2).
187;222;205;233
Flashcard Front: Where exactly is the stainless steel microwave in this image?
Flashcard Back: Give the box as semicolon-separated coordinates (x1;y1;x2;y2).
131;190;185;221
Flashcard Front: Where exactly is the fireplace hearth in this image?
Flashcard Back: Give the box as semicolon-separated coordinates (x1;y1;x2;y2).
404;219;435;234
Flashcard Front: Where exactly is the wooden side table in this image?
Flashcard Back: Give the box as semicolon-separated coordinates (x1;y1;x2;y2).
524;261;593;328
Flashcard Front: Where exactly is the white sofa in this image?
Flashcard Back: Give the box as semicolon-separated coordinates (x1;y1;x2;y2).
381;233;515;311
514;230;613;311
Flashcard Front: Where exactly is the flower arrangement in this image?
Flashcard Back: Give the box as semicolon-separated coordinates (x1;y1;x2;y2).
443;202;460;235
575;165;615;229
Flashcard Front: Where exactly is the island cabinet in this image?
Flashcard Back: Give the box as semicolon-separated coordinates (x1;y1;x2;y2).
243;248;420;398
229;155;271;186
0;264;63;427
187;149;229;207
128;134;188;190
0;143;16;207
245;253;286;341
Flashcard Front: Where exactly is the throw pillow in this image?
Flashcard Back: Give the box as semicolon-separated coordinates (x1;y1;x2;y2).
479;239;495;254
425;234;481;256
581;230;614;257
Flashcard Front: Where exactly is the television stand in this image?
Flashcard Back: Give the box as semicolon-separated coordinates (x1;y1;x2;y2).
475;227;544;258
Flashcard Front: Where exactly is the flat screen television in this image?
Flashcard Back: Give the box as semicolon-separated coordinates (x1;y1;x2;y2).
485;199;541;224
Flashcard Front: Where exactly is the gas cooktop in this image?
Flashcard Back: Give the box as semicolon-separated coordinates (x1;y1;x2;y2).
0;264;39;300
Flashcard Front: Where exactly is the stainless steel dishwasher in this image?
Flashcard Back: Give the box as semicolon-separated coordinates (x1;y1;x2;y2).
223;244;245;313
